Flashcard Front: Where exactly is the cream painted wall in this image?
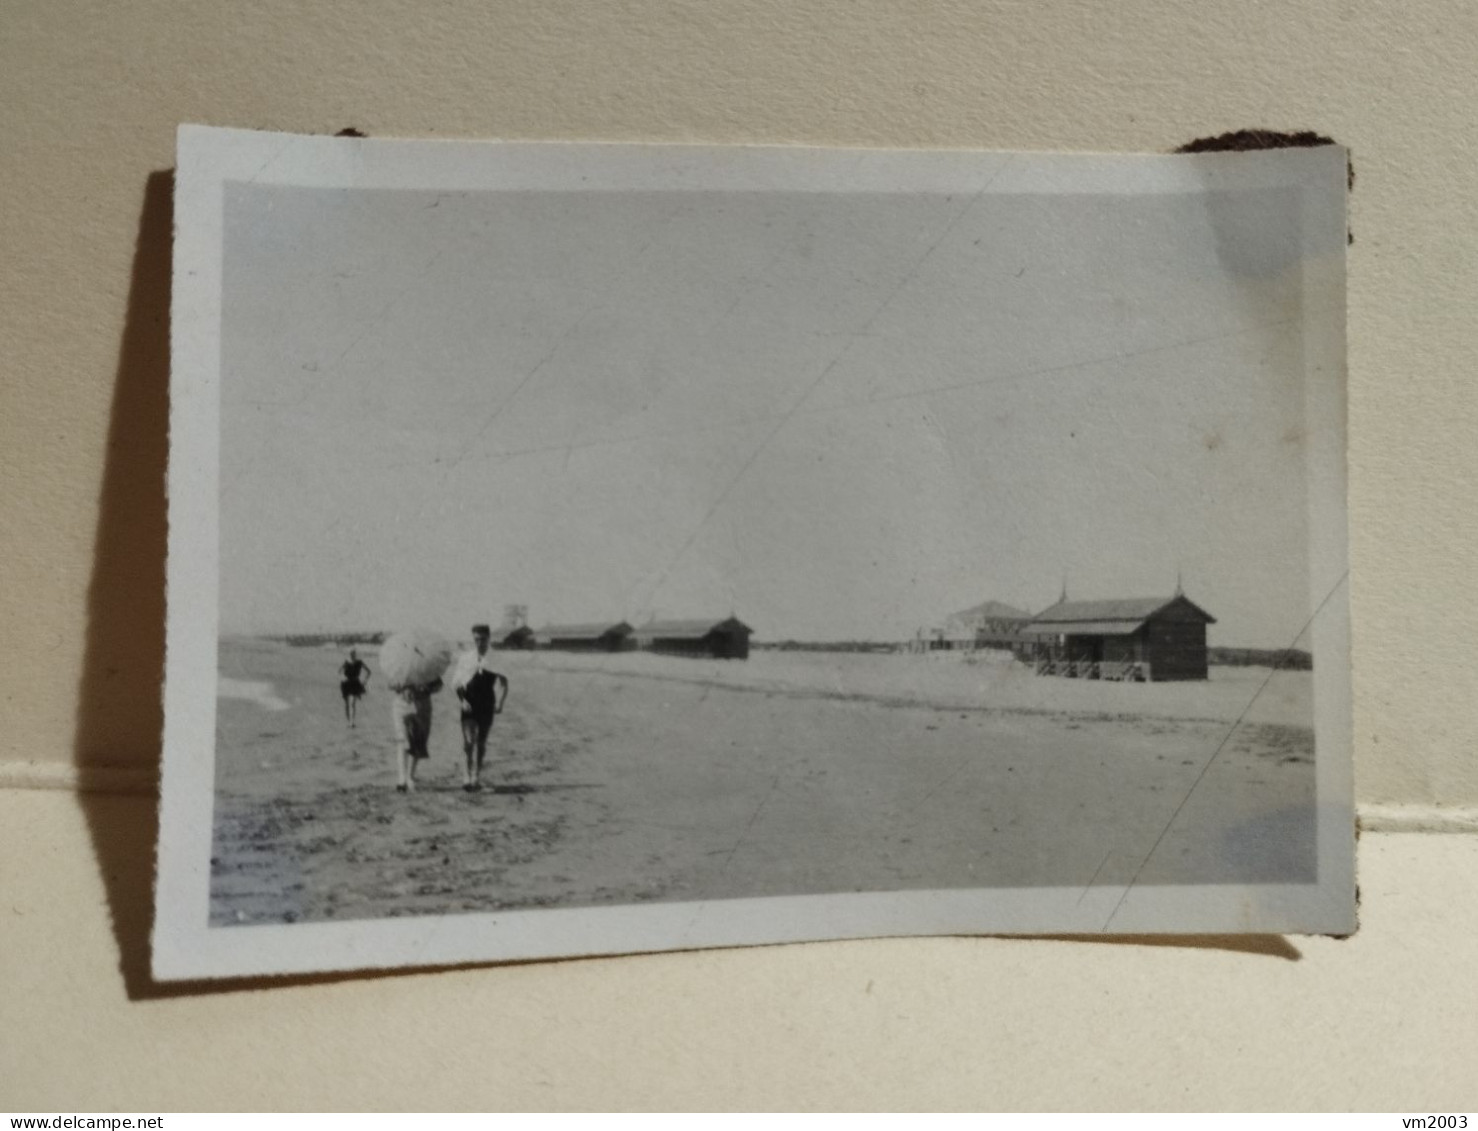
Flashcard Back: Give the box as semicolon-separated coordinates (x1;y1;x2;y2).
3;1;1477;1110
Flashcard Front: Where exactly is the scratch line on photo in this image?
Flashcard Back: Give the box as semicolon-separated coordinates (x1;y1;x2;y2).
903;753;978;822
428;315;1296;474
1101;570;1347;931
288;246;451;415
715;772;782;877
635;159;1016;609
1077;853;1113;906
445;202;696;473
244;137;297;186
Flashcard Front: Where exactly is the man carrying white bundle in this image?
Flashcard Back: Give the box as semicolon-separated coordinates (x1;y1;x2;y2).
378;627;454;794
450;623;510;793
389;678;440;793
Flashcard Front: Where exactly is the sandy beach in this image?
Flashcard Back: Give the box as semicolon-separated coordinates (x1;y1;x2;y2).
212;638;1316;927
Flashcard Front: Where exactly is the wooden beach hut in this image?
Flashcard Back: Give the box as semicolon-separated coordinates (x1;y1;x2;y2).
496;624;536;650
1028;595;1216;682
637;617;753;659
539;621;636;653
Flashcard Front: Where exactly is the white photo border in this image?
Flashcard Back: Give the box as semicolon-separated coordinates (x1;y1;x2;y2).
156;127;1353;980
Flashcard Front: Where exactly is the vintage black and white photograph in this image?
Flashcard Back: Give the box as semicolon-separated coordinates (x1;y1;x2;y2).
156;128;1353;979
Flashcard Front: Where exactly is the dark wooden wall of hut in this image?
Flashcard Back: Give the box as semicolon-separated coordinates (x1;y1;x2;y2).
712;628;749;659
1143;607;1208;680
547;632;634;653
1100;634;1144;664
648;629;750;659
648;636;709;657
547;638;602;652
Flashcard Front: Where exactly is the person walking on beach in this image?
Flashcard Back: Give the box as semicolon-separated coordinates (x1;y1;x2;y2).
450;623;510;793
389;676;442;792
339;649;371;727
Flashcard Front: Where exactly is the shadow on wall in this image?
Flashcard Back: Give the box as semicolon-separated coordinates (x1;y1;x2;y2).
74;168;172;1000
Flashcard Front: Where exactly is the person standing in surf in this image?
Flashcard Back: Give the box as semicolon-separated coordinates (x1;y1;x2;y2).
450;623;510;793
339;648;371;727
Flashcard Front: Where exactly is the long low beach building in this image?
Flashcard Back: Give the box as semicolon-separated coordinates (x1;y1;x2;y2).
1028;594;1216;682
636;617;753;659
538;621;636;653
937;600;1033;651
496;625;536;650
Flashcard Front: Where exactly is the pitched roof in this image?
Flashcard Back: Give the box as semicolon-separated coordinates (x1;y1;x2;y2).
1030;619;1150;636
639;617;752;639
1031;595;1216;627
949;600;1032;621
978;628;1057;643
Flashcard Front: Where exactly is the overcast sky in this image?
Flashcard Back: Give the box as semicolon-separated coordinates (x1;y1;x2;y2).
220;178;1315;647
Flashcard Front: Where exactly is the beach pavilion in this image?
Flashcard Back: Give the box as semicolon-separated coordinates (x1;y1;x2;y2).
636;617;753;659
538;621;636;653
496;624;536;650
942;599;1034;650
1027;594;1216;682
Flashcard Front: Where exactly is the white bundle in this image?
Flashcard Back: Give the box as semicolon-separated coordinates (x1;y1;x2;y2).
378;628;453;689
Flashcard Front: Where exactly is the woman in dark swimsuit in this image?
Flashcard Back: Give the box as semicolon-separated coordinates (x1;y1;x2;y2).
339;649;371;727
